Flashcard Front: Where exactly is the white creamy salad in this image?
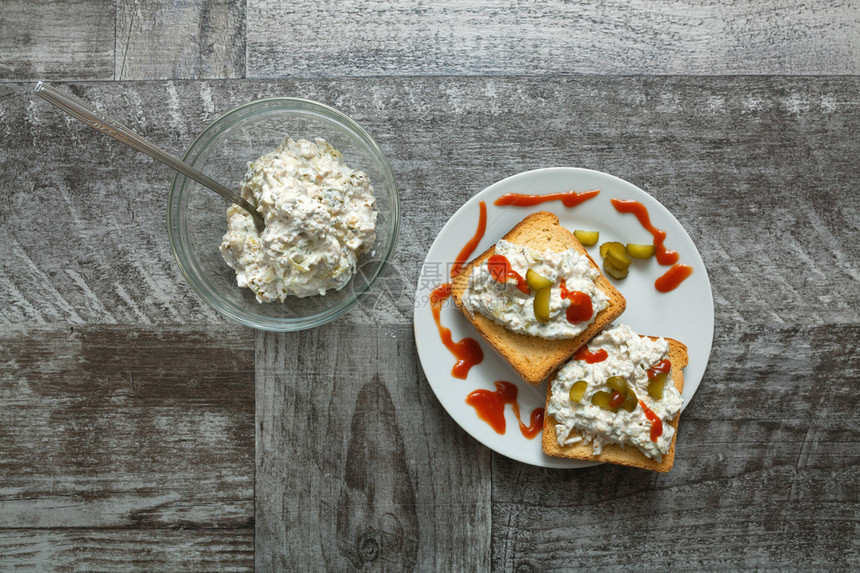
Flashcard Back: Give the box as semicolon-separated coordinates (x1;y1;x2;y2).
548;324;683;460
220;137;377;302
461;240;608;339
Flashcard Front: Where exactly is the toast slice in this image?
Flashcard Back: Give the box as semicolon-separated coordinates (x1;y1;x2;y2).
451;212;625;385
542;337;688;472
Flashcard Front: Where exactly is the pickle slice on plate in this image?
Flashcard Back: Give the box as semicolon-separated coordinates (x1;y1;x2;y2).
627;243;656;259
533;287;551;322
526;269;553;291
599;241;625;259
603;259;629;280
605;247;631;269
573;230;599;247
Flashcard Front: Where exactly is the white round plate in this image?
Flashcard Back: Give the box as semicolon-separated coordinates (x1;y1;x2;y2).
413;168;714;468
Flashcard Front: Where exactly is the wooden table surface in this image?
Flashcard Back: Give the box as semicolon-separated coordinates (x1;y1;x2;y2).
1;1;858;571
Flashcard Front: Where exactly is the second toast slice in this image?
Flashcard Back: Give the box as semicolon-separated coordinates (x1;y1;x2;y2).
542;334;688;472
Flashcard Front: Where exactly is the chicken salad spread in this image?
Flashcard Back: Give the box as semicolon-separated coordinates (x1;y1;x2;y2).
461;240;608;339
547;324;683;460
220;137;377;302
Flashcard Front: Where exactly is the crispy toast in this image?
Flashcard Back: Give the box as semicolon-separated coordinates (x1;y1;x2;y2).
451;212;625;385
542;337;688;472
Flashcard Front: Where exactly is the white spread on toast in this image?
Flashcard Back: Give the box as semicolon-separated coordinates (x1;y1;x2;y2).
220;137;377;302
548;324;683;460
461;240;608;339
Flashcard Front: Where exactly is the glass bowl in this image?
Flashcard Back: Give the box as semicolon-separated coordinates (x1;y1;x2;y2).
167;97;399;331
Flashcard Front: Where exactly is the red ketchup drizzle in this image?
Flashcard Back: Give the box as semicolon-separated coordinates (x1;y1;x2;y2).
655;264;693;293
450;201;487;278
520;408;545;439
466;381;545;438
494;189;600;208
609;391;626;408
647;358;671;380
487;254;530;294
574;347;608;364
430;283;484;379
559;279;594;323
610;199;680;266
638;400;663;442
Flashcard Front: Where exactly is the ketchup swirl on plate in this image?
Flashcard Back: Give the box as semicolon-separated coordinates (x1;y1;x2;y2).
494;189;600;208
655;264;693;293
610;198;692;292
450;201;487;278
610;199;678;265
466;381;544;438
430;284;483;379
430;201;491;378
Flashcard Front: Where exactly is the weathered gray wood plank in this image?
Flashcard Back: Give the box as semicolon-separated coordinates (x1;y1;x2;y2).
246;0;860;78
0;529;253;572
490;323;860;571
4;77;858;327
116;0;245;80
0;1;115;82
1;2;857;569
4;0;857;82
333;76;860;329
1;82;231;325
0;325;254;531
255;324;492;570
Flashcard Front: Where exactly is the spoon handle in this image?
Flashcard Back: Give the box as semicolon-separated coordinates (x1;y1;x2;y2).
34;82;264;231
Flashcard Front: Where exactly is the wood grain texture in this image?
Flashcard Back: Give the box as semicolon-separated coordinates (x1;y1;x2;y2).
255;324;492;571
0;529;253;572
116;0;246;80
1;1;858;569
0;325;254;570
0;0;115;81
1;82;231;325
4;77;857;328
246;0;860;78
3;0;858;82
491;323;860;571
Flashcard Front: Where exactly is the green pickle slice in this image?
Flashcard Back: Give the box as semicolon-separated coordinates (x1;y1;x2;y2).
620;391;638;412
599;241;625;259
605;247;631;269
526;269;553;291
648;372;667;400
569;380;588;403
627;243;656;259
574;230;599;247
603;259;629;280
591;391;617;412
600;242;630;279
533;287;552;322
606;375;627;393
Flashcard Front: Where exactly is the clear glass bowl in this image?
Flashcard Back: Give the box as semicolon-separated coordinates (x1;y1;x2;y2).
167;97;399;331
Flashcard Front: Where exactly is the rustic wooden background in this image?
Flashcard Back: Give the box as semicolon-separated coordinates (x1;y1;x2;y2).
1;1;858;571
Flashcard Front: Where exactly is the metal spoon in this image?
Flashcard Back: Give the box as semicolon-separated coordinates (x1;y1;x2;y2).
34;81;265;232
